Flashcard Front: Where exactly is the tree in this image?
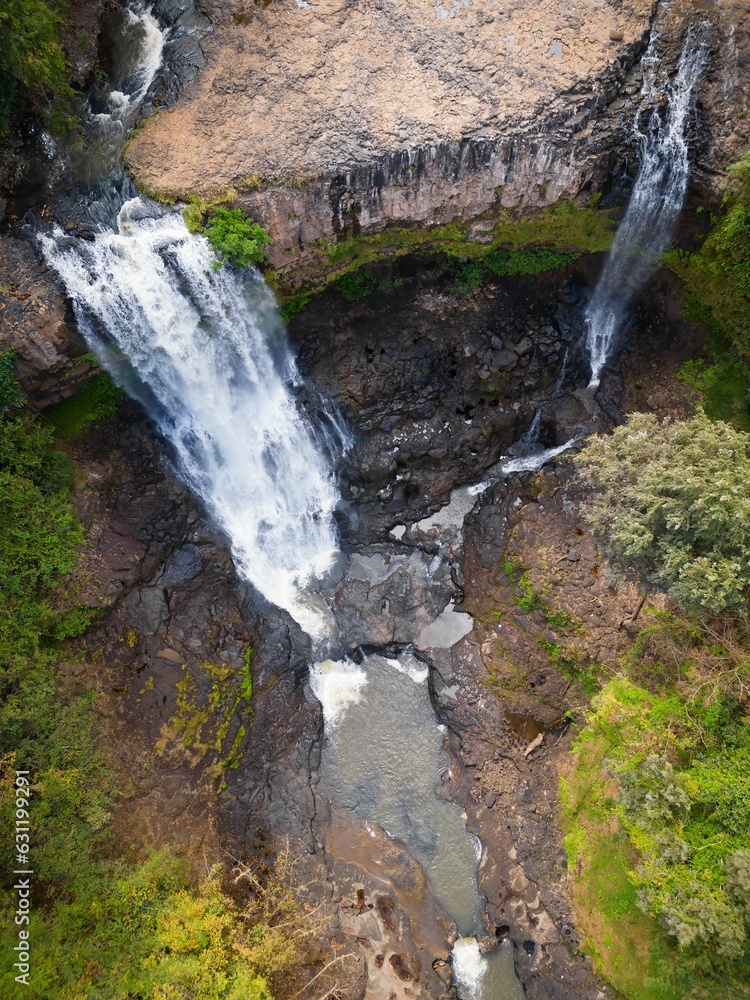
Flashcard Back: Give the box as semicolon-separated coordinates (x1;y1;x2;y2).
574;411;750;613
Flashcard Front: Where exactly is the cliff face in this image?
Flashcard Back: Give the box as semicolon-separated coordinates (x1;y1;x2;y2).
124;0;749;274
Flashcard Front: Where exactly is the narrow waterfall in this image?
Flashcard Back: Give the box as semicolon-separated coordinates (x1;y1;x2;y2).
39;4;344;638
41;206;343;638
585;25;708;387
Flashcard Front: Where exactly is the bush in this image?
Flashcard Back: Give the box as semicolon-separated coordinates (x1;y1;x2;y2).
575;411;750;613
205;208;272;269
0;415;82;657
0;0;73;136
0;350;25;412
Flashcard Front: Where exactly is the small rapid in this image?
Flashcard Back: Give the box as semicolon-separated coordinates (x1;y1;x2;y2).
585;23;709;387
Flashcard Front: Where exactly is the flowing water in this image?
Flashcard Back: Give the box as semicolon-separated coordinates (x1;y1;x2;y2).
41;206;344;637
311;653;526;998
32;6;710;997
585;24;709;387
39;8;345;638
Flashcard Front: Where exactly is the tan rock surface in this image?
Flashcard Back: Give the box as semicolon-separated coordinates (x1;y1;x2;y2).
127;0;656;196
125;0;750;278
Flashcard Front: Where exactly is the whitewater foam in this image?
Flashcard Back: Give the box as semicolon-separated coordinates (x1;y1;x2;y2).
586;25;708;387
41;205;343;638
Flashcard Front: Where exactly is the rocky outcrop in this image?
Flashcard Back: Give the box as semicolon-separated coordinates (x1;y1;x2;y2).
692;0;750;190
125;0;749;275
295;255;600;533
0;236;92;408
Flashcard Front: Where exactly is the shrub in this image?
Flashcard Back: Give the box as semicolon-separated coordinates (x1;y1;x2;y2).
0;0;74;135
667;151;750;360
575;411;750;613
205;208;272;269
0;416;82;657
0;350;25;412
566;677;750;986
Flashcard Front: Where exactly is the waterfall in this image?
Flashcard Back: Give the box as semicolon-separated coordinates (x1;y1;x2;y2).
585;24;708;388
41;204;343;637
38;1;345;638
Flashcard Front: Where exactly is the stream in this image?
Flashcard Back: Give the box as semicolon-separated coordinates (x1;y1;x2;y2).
33;4;708;998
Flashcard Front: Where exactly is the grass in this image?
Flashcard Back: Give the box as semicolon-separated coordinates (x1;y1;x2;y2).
561;743;682;999
561;669;750;997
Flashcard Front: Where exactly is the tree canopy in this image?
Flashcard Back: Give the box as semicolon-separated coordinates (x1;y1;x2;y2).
575;411;750;613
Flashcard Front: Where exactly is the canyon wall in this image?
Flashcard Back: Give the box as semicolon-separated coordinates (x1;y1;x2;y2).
124;0;750;273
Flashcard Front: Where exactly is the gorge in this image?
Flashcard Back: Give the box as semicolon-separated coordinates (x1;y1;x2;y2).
1;1;749;1000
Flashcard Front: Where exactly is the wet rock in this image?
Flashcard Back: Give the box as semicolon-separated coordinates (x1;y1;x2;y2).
333;546;454;647
490;348;518;371
0;236;90;408
295;270;577;535
157;543;204;588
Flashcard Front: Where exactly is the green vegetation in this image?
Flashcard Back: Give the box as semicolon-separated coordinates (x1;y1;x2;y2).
279;290;313;322
278;197;614;317
205;208;272;269
676;351;750;432
505;563;585;634
242;646;254;700
0;369;321;999
326;237;580;311
0;0;76;138
575;411;750;614
335;267;379;301
46;372;127;437
183;199;273;270
0;350;26;412
161;656;252;783
0;414;82;657
447;247;581;295
0;831;313;998
668;152;750;360
563;637;750;997
666;151;750;429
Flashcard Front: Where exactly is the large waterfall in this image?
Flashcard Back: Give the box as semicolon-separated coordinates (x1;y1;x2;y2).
42;206;342;637
39;5;343;638
585;25;708;387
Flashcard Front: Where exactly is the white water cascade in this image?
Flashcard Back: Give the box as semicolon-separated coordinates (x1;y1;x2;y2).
585;24;709;387
41;205;344;638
